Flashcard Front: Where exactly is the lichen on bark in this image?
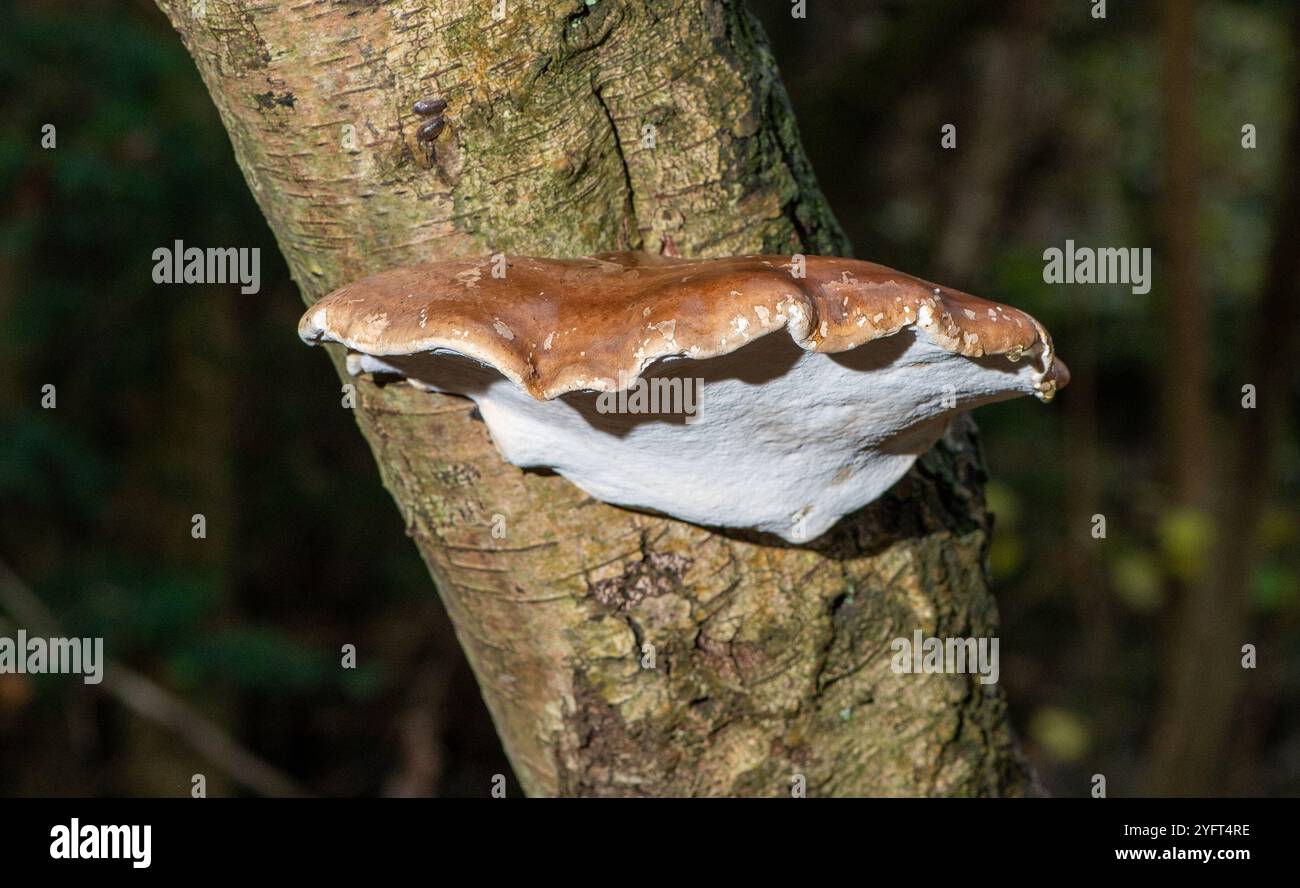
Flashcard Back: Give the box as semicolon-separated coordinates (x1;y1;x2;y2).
155;0;1034;796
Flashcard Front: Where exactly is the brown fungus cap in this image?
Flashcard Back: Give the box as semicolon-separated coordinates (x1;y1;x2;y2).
299;252;1069;400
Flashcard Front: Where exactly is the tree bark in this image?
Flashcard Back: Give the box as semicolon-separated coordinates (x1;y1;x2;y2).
155;0;1033;796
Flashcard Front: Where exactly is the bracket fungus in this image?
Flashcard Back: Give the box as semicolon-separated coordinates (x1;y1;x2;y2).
300;252;1068;543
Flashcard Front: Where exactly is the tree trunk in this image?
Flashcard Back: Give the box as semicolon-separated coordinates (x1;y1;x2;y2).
155;0;1033;797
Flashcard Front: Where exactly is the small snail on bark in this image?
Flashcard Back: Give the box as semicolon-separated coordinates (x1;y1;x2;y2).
413;98;448;143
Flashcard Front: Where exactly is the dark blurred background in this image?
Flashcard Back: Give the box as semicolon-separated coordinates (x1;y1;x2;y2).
1;0;1296;796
